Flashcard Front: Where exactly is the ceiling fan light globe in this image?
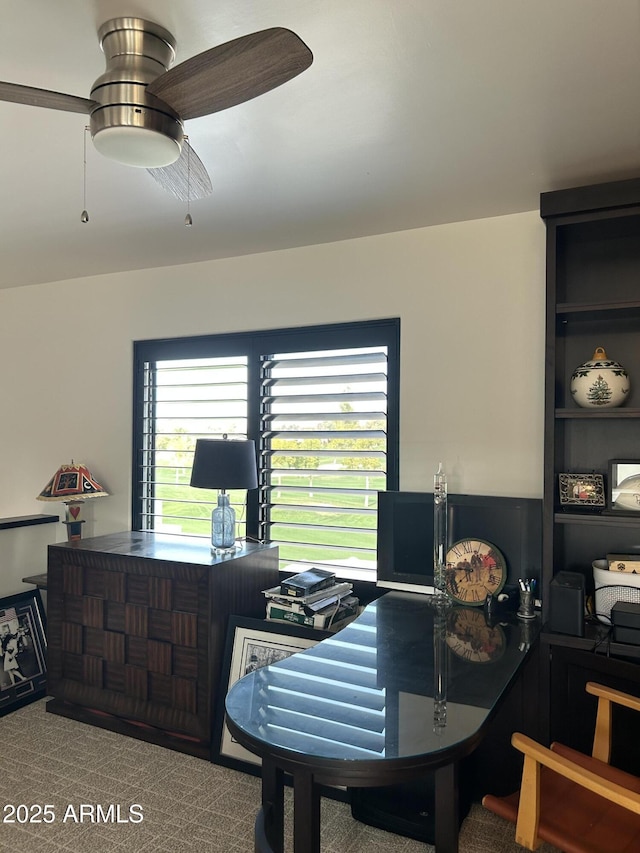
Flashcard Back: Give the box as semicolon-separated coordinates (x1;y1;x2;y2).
92;126;181;168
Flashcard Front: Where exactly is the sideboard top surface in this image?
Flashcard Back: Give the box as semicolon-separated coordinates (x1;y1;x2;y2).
48;530;277;567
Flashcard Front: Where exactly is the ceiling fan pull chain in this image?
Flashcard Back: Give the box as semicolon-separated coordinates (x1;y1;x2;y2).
184;134;193;226
81;126;89;223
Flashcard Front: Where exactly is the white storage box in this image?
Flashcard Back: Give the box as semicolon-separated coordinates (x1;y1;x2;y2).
593;559;640;624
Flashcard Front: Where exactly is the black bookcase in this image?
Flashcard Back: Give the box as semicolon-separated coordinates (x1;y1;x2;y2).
540;178;640;764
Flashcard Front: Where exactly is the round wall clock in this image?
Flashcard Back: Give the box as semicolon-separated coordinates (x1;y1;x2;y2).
446;608;506;664
445;538;507;606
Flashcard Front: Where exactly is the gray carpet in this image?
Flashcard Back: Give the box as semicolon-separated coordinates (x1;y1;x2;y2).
0;700;560;852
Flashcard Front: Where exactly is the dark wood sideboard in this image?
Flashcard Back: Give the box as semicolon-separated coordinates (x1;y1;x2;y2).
45;531;279;758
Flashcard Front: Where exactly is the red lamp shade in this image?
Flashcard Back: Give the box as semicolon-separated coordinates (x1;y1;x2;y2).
37;463;109;501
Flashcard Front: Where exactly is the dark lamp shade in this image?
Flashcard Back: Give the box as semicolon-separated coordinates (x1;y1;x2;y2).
190;439;258;491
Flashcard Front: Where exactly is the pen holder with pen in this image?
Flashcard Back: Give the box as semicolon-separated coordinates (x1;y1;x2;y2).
517;578;537;620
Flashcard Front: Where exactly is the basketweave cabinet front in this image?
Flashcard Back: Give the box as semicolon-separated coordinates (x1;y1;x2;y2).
45;535;278;755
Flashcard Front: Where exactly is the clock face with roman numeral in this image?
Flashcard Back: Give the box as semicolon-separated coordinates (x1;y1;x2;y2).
445;538;507;606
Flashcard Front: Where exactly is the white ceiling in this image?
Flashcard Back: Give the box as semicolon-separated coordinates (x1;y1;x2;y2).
1;0;639;290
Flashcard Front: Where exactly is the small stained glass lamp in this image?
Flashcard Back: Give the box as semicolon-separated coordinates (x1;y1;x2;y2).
189;437;258;554
37;462;109;541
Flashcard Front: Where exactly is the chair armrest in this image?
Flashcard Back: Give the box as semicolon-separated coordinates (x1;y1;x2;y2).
512;733;640;815
511;732;640;850
586;682;640;762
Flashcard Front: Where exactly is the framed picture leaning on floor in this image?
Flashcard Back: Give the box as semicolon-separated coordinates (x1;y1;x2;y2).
0;589;47;716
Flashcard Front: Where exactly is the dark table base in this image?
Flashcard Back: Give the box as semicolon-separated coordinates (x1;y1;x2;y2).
254;757;463;853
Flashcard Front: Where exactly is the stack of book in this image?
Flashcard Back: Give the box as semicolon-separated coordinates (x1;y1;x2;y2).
264;567;359;631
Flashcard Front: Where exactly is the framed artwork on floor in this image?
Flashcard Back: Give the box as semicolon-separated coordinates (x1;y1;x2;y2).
212;616;327;774
0;589;47;716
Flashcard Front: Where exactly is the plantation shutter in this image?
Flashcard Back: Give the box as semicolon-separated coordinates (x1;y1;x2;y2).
259;346;388;576
138;356;250;537
133;319;399;577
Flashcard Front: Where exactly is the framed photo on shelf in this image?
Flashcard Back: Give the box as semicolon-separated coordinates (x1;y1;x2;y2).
557;472;605;509
0;589;47;716
608;459;640;513
212;616;327;774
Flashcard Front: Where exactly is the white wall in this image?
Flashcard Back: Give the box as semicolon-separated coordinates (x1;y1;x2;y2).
0;209;545;597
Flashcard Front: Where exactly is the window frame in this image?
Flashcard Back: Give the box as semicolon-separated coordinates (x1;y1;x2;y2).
132;319;400;566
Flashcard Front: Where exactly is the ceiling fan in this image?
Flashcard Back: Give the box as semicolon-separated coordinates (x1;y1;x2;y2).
0;17;313;201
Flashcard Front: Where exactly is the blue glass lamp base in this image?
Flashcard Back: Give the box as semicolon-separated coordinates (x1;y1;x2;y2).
211;493;236;554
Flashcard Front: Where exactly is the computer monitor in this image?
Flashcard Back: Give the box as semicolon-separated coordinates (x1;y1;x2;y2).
376;491;542;594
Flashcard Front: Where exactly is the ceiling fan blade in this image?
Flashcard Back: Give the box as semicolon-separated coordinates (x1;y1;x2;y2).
147;27;313;120
0;81;96;114
146;138;213;201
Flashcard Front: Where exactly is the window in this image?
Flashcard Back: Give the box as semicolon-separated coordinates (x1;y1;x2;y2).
133;319;399;577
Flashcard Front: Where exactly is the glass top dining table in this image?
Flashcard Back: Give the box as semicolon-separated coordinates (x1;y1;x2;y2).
225;590;539;853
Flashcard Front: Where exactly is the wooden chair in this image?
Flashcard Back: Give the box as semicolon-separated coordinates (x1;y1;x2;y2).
482;682;640;852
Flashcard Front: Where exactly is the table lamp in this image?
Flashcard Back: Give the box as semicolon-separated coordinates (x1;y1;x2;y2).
189;437;258;554
37;462;109;541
